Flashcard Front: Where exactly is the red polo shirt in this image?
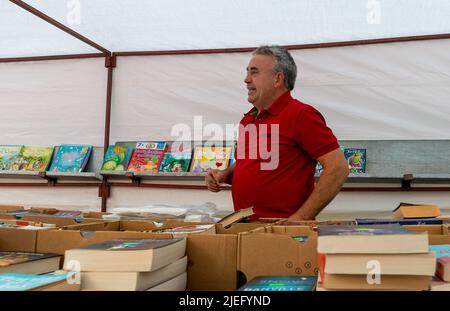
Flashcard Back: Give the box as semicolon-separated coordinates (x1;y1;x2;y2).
232;91;339;220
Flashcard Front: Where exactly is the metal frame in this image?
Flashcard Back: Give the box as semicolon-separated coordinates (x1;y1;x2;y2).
4;0;450;212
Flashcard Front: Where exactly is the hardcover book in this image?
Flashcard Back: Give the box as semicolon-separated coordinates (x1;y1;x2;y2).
128;149;165;172
0;145;23;170
189;146;233;173
239;276;318;291
11;146;54;172
49;144;92;173
101;145;133;171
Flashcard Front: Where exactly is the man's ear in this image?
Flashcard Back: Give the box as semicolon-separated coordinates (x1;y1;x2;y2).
274;72;285;88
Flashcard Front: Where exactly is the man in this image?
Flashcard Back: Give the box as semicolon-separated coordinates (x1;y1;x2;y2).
206;46;349;220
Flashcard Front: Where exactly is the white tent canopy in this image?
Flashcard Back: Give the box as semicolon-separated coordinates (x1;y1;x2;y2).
2;0;450;57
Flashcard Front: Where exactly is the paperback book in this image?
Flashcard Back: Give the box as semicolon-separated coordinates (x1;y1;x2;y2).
239;276;317;291
0;145;23;170
11;146;54;172
101;145;133;171
189;146;233;173
158;145;192;173
49;145;92;173
344;148;366;173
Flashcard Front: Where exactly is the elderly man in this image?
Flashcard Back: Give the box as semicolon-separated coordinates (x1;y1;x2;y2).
206;46;349;220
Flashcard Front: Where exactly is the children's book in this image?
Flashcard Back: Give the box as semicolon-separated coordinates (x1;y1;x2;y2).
11;146;54;172
101;145;133;171
0;145;23;170
158;145;192;173
189;146;233;173
344;148;366;173
128;149;164;172
49;145;92;173
239;276;317;291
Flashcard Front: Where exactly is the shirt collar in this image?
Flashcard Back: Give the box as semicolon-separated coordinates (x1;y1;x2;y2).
244;91;292;117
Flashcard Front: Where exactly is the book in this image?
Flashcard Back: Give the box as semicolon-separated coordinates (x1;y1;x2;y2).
101;145;133;171
128;142;167;172
0;252;61;274
321;252;436;276
344;148;366;173
63;238;186;272
356;218;443;226
49;144;92;173
0;145;23;170
162;224;216;236
81;256;187;291
318;224;429;254
0;272;79;291
429;245;450;259
392;203;441;219
322;273;431;290
436;257;450;282
218;207;254;228
11;146;54;172
158;146;192;173
239;276;318;291
189;146;233;173
146;272;187;291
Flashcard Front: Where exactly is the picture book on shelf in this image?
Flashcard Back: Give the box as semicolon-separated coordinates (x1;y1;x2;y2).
135;141;166;150
49;144;92;173
344;148;366;173
11;146;54;172
189;146;233;173
159;145;192;173
101;145;133;171
0;145;23;170
128;149;165;172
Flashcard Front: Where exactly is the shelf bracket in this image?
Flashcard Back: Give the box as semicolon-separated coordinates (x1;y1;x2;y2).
125;172;141;186
401;173;413;191
39;171;56;186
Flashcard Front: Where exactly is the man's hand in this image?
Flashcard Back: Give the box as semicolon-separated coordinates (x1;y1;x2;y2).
205;169;228;192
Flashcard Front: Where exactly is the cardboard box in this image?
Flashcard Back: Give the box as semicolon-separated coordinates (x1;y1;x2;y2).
62;221;121;231
238;225;318;286
36;230;174;255
0;228;38;252
405;224;450;245
187;222;266;291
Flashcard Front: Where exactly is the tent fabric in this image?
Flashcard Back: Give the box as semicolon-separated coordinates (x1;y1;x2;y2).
3;0;450;57
111;38;450;142
0;57;107;146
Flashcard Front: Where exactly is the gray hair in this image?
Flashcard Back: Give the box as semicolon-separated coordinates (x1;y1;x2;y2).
253;45;297;90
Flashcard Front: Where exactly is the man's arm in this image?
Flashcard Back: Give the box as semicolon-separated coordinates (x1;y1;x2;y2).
287;148;349;221
205;163;235;192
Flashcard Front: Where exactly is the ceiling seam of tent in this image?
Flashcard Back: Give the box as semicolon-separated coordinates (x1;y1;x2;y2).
10;0;110;55
0;53;105;63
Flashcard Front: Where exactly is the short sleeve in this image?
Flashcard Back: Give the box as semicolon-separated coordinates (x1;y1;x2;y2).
294;106;339;159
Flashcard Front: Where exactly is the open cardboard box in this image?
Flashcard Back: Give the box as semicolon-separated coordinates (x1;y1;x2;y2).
405;224;450;245
0;227;38;252
187;222;268;291
237;225;318;287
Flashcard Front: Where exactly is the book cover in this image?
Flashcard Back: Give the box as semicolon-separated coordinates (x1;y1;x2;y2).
0;145;23;170
0;273;72;291
429;245;450;259
189;146;233;173
135;141;166;150
127;148;165;172
239;276;317;291
11;146;54;172
101;145;133;171
158;146;192;173
76;238;184;251
0;252;59;267
344;148;366;173
49;145;92;173
318;224;414;236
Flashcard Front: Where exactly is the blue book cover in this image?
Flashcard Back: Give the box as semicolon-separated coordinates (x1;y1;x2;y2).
318;224;414;236
0;273;73;291
356;218;443;226
239;276;317;291
344;148;366;173
49;145;92;173
429;245;450;259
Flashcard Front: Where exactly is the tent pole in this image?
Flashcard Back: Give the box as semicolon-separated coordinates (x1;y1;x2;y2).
10;0;110;55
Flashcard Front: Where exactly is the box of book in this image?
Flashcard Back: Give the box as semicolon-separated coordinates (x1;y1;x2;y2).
237;225;318;287
405;224;450;245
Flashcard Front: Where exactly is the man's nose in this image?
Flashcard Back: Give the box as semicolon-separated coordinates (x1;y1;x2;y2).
244;73;251;84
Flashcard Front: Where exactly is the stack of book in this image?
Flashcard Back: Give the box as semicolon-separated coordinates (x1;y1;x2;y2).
63;238;187;291
317;225;436;291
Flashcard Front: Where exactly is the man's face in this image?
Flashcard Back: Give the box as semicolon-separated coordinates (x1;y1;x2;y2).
244;54;279;107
